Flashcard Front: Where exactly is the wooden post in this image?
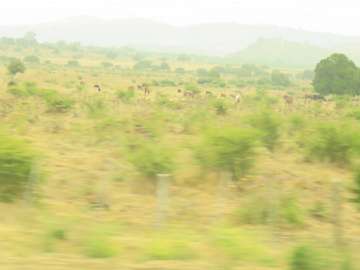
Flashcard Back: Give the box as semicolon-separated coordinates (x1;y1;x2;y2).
155;174;170;229
24;160;39;205
331;179;344;248
214;171;231;222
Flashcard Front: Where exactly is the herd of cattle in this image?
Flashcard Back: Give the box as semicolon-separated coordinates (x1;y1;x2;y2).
93;83;333;106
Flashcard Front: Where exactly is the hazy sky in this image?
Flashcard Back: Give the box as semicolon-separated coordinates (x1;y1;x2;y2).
2;0;359;36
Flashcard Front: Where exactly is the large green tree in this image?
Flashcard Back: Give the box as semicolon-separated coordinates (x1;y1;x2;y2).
313;53;360;95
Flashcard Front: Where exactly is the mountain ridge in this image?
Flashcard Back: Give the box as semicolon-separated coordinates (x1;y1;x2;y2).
1;17;359;56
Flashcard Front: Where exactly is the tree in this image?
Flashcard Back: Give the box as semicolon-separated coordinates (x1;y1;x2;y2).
300;70;315;81
313;53;360;96
7;58;26;78
271;70;291;87
24;55;40;64
159;62;170;71
23;32;37;44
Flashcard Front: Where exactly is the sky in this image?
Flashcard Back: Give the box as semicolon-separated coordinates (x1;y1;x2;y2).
1;0;359;36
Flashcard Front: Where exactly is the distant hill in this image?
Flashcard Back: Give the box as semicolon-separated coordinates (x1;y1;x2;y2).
227;38;334;68
1;17;360;58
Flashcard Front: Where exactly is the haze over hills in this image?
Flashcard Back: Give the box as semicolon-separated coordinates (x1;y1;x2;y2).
228;38;333;68
1;16;360;67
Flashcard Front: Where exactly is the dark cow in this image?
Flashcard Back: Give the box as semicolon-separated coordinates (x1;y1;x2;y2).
304;93;326;102
283;94;294;105
144;87;150;96
94;84;101;92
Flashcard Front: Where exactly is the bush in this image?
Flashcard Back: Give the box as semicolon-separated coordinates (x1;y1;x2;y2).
144;237;195;261
288;114;307;135
84;97;107;117
7;58;26;77
128;142;175;180
155;94;182;110
184;83;200;94
235;195;304;226
248;112;281;152
305;123;357;166
194;127;258;180
116;89;135;104
289;245;327;270
212;99;228;115
84;235;117;258
38;89;74;113
66;60;80;67
271;70;290;87
210;227;275;266
24;55;40;64
280;197;304;226
8;81;38;97
0;133;35;202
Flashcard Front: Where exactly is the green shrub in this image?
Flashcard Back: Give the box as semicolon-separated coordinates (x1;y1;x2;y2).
248;111;281;152
84;98;107;117
195;127;258;180
0;133;35;202
346;109;360;121
289;245;328;270
84;236;117;258
8;85;29;97
128;142;175;179
305;123;358;166
280;197;304;226
184;82;200;94
45;95;74;113
210;227;275;266
51;228;66;240
155;94;182;110
66;60;80;67
116;89;135;103
7;81;38;97
213;99;228;115
144;237;195;261
288;114;307;135
234;196;269;225
235;195;304;226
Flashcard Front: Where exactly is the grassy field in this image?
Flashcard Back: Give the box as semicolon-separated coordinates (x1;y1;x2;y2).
1;41;360;270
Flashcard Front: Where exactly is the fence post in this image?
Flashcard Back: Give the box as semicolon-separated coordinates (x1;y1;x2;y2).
214;171;231;222
24;160;39;205
331;178;344;248
156;174;170;229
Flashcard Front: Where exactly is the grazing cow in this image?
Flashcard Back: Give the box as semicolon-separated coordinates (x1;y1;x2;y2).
283;94;294;105
94;84;102;92
304;93;326;102
184;91;194;98
144;87;150;96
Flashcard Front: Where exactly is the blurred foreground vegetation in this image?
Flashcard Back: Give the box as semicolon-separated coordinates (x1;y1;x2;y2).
1;35;360;269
